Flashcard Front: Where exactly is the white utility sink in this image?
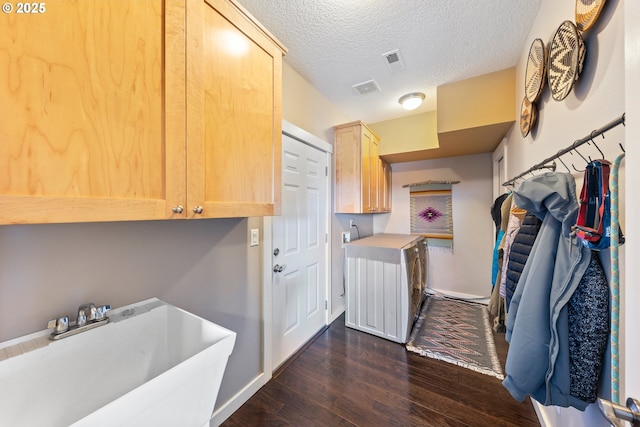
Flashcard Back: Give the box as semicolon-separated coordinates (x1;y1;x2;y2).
0;298;236;427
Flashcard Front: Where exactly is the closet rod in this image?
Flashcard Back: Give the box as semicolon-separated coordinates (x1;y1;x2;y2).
502;113;626;187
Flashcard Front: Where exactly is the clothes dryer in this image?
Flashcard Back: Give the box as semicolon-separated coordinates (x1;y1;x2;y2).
344;233;425;343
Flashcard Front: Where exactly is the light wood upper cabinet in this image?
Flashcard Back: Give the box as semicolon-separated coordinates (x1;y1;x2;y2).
0;0;186;224
335;121;390;214
0;0;285;224
186;0;286;218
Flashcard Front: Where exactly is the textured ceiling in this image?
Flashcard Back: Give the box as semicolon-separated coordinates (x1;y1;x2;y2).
237;0;541;124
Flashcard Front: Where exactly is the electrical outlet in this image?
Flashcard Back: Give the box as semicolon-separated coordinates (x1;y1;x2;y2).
341;231;351;244
349;219;354;228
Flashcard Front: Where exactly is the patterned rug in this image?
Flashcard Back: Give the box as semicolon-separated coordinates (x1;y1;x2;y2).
406;295;504;379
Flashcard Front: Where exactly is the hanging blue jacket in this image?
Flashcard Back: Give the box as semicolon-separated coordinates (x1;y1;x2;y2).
503;172;592;410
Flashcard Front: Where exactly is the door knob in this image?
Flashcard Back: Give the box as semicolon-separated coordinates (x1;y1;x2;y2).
172;205;184;214
273;264;286;273
193;206;203;214
273;248;280;256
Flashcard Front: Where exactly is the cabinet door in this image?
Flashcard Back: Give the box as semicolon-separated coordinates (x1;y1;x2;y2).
367;132;380;213
361;127;380;213
186;0;285;218
379;159;392;212
334;125;362;213
0;0;186;224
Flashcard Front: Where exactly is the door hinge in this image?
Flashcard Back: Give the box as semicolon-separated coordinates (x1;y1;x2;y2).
325;300;328;310
325;166;328;176
325;233;328;243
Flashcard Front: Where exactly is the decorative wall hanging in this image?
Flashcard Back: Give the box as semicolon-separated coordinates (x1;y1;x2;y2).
410;189;453;239
576;0;607;32
525;38;547;103
520;96;537;137
407;181;458;250
548;20;586;101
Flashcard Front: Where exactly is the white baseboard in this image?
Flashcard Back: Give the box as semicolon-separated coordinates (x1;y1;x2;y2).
209;372;270;426
531;398;607;427
532;401;549;427
426;288;490;305
329;305;345;323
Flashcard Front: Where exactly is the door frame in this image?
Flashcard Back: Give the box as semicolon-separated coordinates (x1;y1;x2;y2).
624;0;639;404
491;137;507;201
262;120;333;374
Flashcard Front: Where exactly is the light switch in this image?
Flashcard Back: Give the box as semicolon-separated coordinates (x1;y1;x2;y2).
250;228;259;247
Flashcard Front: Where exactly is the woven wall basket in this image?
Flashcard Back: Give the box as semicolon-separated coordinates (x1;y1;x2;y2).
548;20;586;101
520;96;537;138
525;38;547;103
576;0;606;32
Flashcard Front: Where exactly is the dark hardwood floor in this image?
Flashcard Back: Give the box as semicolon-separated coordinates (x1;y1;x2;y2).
222;313;539;427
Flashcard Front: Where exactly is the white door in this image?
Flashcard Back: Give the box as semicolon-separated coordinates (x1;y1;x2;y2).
272;134;328;369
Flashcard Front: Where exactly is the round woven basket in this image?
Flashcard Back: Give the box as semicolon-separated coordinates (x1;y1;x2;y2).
548;20;586;101
576;0;606;32
520;96;537;138
524;38;547;103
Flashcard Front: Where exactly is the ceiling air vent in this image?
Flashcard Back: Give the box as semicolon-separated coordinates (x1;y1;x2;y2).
352;79;380;95
382;49;406;73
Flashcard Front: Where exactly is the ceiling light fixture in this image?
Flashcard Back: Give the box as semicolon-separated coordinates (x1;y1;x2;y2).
398;92;425;110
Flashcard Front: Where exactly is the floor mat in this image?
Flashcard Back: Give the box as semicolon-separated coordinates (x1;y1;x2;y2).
406;295;504;379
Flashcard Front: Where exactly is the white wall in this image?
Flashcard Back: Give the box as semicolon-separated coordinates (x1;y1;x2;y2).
503;0;625;425
374;153;494;298
505;0;625;183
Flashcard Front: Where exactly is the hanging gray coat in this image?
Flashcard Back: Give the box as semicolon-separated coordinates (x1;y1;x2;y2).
503;172;592;410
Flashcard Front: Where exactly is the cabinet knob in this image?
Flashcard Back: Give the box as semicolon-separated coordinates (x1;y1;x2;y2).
193;206;203;214
172;205;184;214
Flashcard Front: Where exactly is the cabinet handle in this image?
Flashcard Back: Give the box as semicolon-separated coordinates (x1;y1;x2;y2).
193;206;203;214
172;205;184;214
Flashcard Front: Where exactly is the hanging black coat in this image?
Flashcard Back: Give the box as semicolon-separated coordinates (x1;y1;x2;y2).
491;193;510;239
504;212;542;309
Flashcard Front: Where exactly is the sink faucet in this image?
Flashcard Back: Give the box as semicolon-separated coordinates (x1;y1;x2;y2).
77;303;110;325
76;303;95;326
47;303;111;340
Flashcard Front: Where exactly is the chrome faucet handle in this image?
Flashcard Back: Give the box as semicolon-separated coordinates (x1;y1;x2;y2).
47;316;70;335
77;303;96;326
95;305;111;320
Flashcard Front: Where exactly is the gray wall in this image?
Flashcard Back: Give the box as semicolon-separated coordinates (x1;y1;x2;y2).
0;217;262;409
374;153;494;298
330;213;373;319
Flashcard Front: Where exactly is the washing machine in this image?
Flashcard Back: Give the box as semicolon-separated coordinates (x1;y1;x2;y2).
417;237;429;298
344;233;426;343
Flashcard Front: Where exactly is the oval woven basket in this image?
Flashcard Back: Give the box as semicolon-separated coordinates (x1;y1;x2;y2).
548;20;586;101
520;96;537;138
525;38;547;103
576;0;606;32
